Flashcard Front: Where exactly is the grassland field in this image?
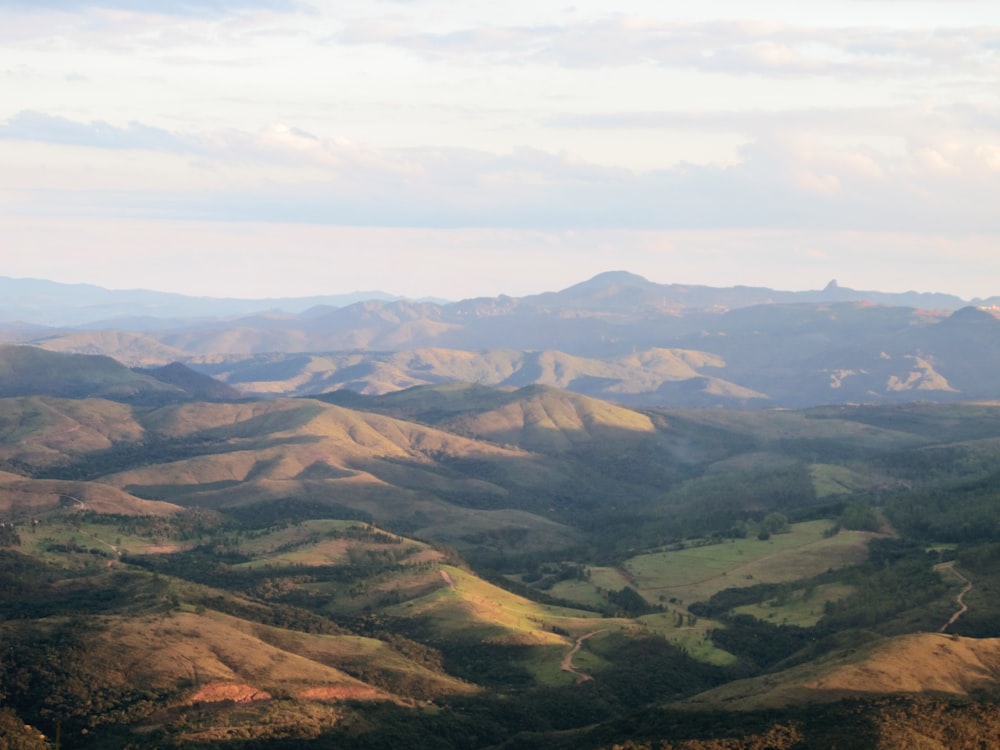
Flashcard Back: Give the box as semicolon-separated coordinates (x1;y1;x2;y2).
540;520;877;664
624;520;872;603
731;582;858;628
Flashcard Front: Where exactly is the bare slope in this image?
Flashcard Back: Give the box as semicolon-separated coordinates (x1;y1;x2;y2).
0;396;145;467
196;347;762;404
35;330;189;367
100;609;473;702
87;397;581;553
680;632;1000;711
0;477;179;516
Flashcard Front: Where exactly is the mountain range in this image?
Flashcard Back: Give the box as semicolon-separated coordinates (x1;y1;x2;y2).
2;272;993;329
4;271;999;409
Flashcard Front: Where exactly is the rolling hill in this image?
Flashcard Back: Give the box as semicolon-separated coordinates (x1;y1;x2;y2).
0;345;238;404
679;632;1000;711
4;352;1000;747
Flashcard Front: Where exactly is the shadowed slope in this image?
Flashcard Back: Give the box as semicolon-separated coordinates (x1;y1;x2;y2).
0;345;186;402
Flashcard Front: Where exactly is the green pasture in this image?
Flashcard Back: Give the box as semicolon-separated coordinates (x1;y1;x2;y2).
638;611;736;665
17;518;183;563
732;582;857;627
809;463;881;497
546;566;631;608
625;520;872;605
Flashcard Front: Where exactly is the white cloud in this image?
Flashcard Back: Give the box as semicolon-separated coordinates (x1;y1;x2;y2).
2;0;301;16
334;17;1000;79
0;1;997;301
2;111;997;235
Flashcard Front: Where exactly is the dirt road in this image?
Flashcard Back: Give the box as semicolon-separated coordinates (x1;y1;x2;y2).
561;630;605;683
936;562;972;633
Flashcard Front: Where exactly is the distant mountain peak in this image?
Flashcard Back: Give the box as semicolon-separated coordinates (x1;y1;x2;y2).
581;270;653;287
944;306;1000;324
824;279;840;291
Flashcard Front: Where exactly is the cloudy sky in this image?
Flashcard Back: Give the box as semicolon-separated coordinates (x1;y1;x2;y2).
1;0;998;300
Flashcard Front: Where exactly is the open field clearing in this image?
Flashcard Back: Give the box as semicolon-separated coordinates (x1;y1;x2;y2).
228;520;439;569
626;521;874;605
809;463;884;497
638;611;736;665
19;519;193;563
732;582;858;627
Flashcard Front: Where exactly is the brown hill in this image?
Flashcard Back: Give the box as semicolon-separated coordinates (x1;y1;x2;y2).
0;396;145;467
417;384;658;453
679;633;1000;711
35;330;189;367
195;346;763;405
0;477;180;516
76;397;582;553
99;609;471;702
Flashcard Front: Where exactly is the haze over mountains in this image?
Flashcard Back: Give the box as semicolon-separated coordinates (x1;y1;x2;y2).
3;271;1000;408
1;271;992;329
0;275;406;328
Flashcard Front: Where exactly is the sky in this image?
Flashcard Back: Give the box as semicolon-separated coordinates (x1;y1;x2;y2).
1;0;998;301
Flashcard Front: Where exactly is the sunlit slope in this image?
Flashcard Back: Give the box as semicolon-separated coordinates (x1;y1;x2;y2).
393;565;616;643
679;633;1000;711
197;346;761;403
36;330;190;367
98;609;473;702
107;397;562;491
0;476;180;516
387;564;630;686
433;385;657;453
84;398;581;551
0;396;145;467
358;383;661;454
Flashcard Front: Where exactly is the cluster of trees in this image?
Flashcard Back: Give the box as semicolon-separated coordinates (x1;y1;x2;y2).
886;471;1000;542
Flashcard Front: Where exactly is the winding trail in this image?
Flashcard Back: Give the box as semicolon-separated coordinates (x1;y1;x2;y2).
561;630;606;683
61;494;86;510
936;562;972;633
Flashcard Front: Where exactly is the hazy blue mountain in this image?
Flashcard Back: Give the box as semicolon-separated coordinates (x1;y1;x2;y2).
0;276;405;327
0;272;981;329
8;271;1000;409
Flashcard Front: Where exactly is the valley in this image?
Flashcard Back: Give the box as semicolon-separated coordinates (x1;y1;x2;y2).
3;277;1000;748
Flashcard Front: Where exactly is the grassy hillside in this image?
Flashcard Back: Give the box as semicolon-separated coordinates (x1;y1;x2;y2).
679;632;1000;711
